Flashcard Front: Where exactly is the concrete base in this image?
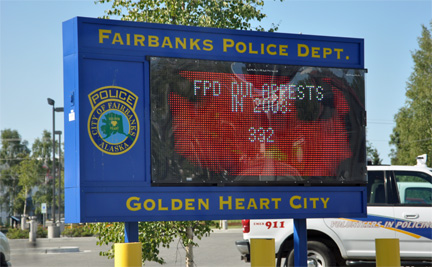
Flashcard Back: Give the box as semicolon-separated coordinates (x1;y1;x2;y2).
57;221;65;234
29;216;38;243
220;220;228;230
47;224;60;238
21;216;28;230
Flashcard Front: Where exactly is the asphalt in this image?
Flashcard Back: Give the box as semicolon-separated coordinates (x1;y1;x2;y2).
9;236;114;267
10;237;83;254
8;228;247;267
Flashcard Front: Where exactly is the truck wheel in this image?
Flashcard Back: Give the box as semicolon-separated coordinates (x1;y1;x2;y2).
286;241;336;267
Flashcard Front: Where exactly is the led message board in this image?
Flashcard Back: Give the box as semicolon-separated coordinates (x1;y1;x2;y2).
63;17;367;223
151;58;366;185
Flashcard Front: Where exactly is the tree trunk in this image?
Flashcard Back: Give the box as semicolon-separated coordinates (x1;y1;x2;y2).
21;187;28;230
22;187;28;216
185;226;194;267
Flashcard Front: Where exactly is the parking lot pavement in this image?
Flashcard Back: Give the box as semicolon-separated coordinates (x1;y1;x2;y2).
9;228;248;267
9;236;114;267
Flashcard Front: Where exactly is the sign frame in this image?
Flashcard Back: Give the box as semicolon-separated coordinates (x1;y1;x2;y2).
63;17;366;223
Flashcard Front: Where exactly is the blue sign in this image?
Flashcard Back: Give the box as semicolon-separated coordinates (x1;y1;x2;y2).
63;17;366;223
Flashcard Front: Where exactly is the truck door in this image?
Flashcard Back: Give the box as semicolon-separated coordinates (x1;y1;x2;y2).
393;170;432;259
325;170;395;259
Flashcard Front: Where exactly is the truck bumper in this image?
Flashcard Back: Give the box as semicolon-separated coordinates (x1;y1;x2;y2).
235;239;250;262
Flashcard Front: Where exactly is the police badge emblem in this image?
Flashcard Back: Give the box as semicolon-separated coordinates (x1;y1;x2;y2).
88;86;139;155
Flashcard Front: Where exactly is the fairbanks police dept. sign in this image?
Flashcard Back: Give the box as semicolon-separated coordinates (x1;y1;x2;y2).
63;17;366;223
87;86;139;155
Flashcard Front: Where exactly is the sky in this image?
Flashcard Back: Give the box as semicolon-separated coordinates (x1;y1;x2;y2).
1;0;431;164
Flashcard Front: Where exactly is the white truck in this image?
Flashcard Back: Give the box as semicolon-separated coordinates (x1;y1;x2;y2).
236;155;432;266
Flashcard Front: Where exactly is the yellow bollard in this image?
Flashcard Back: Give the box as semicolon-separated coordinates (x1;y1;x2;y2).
250;238;275;267
375;238;401;267
114;242;142;267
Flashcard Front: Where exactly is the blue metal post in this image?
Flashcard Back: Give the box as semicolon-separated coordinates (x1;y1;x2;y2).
293;218;307;267
124;222;139;243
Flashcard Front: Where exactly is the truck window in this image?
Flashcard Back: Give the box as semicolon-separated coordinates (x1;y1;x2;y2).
367;171;386;204
395;171;432;205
